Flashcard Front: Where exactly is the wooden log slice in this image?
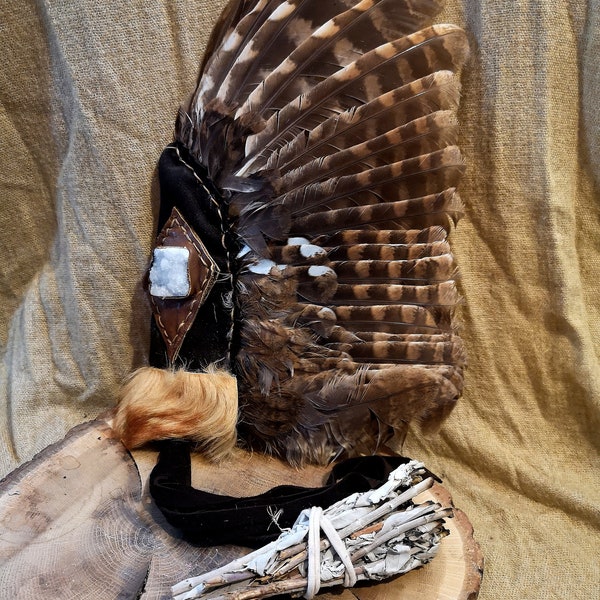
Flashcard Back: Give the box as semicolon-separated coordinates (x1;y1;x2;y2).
0;418;483;599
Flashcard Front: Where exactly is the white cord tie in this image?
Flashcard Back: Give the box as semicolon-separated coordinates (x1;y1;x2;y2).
303;506;357;600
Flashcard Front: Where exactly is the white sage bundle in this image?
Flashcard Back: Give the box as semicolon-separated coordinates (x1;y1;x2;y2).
172;460;452;600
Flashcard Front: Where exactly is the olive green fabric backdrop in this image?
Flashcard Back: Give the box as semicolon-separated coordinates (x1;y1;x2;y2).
1;1;598;598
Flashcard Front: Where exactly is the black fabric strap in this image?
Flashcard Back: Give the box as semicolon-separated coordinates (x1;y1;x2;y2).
149;441;434;548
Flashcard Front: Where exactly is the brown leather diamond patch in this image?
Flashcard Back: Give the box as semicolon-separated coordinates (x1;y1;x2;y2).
148;207;220;363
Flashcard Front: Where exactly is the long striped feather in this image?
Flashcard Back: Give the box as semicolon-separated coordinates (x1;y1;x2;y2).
240;26;467;164
233;0;442;119
258;70;459;177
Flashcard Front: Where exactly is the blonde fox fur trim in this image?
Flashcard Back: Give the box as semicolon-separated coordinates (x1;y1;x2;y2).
113;366;238;460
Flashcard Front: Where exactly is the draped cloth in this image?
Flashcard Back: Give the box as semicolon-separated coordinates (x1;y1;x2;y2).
1;2;599;598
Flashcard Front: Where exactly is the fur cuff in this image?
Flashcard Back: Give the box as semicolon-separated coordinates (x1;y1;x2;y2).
113;367;238;460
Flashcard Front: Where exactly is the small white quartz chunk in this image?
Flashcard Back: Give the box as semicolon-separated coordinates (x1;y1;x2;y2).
308;265;335;277
149;246;191;298
248;258;277;274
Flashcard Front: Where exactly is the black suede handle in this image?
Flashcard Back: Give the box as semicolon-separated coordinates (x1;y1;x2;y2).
149;441;437;548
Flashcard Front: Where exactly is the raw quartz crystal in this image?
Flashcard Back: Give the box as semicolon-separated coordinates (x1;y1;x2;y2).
149;246;191;298
172;460;452;600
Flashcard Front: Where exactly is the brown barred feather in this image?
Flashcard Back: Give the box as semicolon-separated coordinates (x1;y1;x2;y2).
331;254;457;282
332;281;459;306
241;26;468;167
290;188;463;235
314;226;449;245
276;111;460;192
265;71;461;174
233;0;443;119
121;0;470;465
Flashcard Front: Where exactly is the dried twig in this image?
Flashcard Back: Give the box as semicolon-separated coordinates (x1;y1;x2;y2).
172;460;451;600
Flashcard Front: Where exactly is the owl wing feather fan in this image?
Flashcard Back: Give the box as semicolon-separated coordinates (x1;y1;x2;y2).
114;0;469;466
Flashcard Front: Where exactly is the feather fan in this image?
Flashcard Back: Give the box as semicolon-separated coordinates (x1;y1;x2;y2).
114;0;469;466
